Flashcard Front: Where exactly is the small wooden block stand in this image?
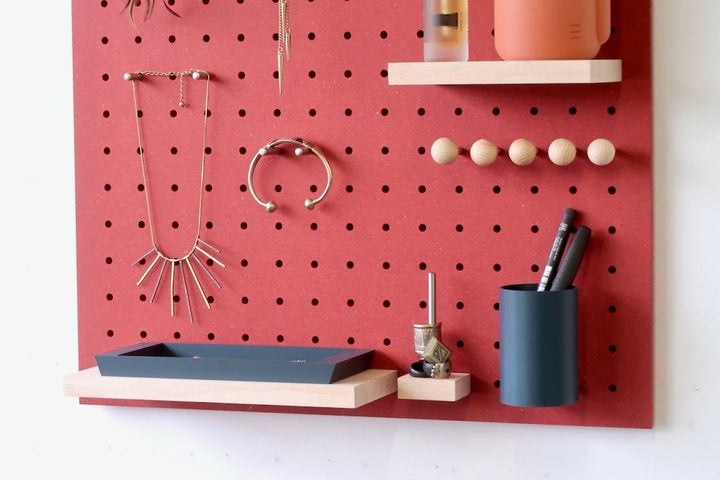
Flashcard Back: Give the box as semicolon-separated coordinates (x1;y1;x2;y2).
397;373;471;402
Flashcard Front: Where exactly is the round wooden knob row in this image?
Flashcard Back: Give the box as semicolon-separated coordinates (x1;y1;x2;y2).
431;137;616;167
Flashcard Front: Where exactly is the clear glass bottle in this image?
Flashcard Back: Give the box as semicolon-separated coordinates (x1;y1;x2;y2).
423;0;469;61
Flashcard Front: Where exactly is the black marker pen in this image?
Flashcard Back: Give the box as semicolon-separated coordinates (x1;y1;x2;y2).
538;207;576;291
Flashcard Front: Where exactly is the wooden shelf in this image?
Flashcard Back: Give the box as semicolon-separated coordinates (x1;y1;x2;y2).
397;373;471;402
387;59;622;85
64;367;397;409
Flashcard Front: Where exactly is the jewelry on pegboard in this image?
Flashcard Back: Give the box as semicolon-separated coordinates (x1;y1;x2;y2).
277;0;291;95
248;137;333;213
125;69;224;324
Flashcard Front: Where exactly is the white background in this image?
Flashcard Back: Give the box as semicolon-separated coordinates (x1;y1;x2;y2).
2;1;719;478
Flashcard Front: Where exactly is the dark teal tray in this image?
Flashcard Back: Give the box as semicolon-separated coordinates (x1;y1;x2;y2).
96;342;375;384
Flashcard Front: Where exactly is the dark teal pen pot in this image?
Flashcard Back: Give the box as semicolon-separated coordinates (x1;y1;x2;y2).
499;284;578;407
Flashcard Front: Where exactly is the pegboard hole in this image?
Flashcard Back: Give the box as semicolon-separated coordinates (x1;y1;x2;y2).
494;380;501;388
608;266;617;274
455;224;464;232
492;107;501;116
531;225;539;233
419;300;427;309
173;295;180;303
275;222;283;230
346;223;354;231
168;35;176;43
345;146;353;154
134;36;142;44
343;31;352;40
241;296;249;304
493;224;501;233
382;223;390;231
569;186;578;195
140;330;147;339
418;224;427;232
609;345;617;353
383;338;392;346
139;294;147;302
455;185;463;194
237;33;245;42
207;333;215;341
311;260;319;268
347;299;355;307
105;220;112;228
106;330;114;337
530;106;539;115
454;107;463;116
173;331;181;339
381;146;390;155
138;221;145;228
308;32;316;40
312;336;320;344
608;106;617;115
310;222;318;231
276;297;284;305
417;108;426;116
344;108;353;117
456;340;465;348
494;341;500;349
383;300;391;308
242;333;250;342
609;305;617;313
456;263;464;271
608;186;617;195
531;264;540;272
311;298;319;306
346;261;354;269
380;31;388;39
344;70;353;78
493;185;501;194
240;259;248;267
105;257;113;265
347;337;355;345
530;185;539;194
275;259;283;268
418;185;427;193
608;226;617;234
569;106;578;115
493;302;500;311
609;384;618;392
106;293;113;301
308;70;316;78
276;335;284;343
380;69;388;78
416;30;424;38
419;262;427;270
381;185;390;193
456;301;465;310
309;108;317;117
382;261;391;270
493;263;502;272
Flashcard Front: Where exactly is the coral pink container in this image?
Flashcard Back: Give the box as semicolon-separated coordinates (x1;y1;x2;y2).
494;0;611;60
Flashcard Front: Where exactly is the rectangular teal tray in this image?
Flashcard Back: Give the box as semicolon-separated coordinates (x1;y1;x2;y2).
96;342;375;384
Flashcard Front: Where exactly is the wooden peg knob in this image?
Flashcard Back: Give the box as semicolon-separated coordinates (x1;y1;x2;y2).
508;139;537;166
587;138;616;166
431;137;461;165
548;138;577;166
470;139;498;166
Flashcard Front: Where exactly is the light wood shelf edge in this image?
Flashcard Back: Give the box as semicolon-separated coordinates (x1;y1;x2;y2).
64;367;398;409
388;59;622;85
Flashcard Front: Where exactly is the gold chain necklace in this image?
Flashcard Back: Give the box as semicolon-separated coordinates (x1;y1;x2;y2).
126;69;224;324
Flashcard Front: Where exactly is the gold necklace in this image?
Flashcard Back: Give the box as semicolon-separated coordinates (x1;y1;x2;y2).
126;69;224;324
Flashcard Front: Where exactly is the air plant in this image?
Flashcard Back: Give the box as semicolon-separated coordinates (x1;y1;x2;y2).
123;0;181;25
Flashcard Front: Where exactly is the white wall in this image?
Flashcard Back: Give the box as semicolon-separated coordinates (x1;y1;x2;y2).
2;1;719;478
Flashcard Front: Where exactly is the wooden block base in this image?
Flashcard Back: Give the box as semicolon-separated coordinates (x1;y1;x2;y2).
64;367;397;409
397;373;471;402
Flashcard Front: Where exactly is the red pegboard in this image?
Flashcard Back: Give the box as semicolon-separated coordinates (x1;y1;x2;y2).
72;0;653;428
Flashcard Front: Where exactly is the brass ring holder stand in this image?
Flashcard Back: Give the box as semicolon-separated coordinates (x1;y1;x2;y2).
248;137;333;212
